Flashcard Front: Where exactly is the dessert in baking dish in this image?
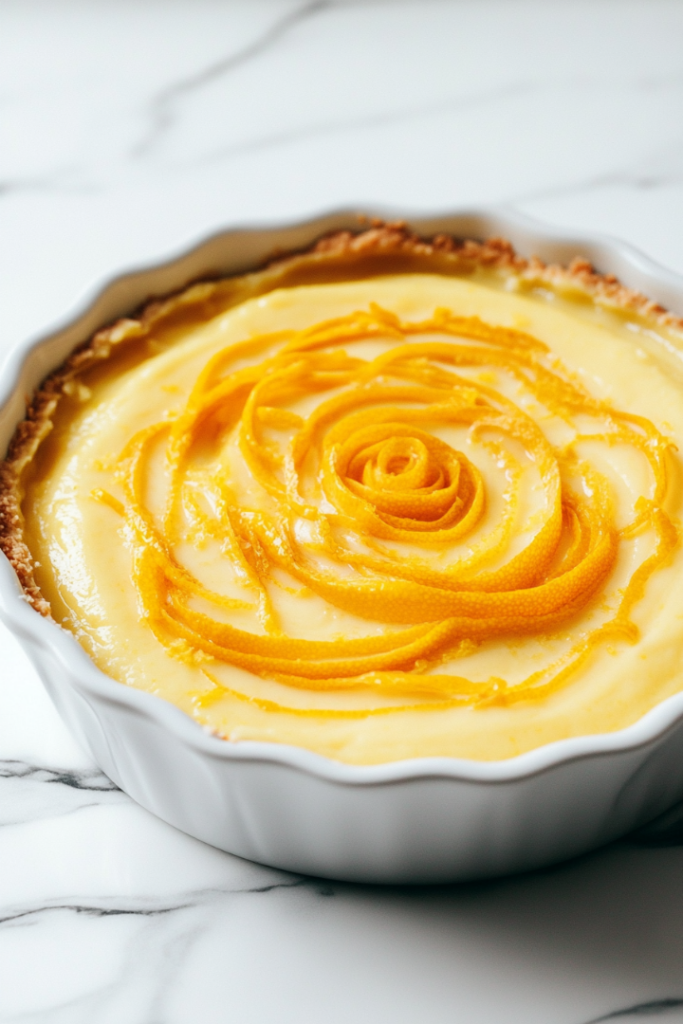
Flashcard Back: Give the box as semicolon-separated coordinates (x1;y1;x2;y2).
3;224;683;764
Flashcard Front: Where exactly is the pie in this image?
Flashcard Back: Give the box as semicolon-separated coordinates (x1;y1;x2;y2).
2;222;683;764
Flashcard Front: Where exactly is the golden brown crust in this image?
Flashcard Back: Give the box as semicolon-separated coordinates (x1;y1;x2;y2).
309;222;683;329
3;220;683;616
0;329;128;616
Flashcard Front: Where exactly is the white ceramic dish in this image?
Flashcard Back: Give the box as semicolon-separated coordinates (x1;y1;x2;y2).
3;207;683;884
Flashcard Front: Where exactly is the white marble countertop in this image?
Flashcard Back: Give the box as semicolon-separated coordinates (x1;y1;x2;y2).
2;2;683;1020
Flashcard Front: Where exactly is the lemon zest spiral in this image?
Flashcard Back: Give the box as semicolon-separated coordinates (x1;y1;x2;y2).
107;305;678;716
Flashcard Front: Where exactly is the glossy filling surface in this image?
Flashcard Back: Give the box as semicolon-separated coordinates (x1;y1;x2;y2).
22;273;683;763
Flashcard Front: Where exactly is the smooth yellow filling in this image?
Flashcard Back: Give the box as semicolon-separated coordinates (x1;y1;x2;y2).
22;273;683;763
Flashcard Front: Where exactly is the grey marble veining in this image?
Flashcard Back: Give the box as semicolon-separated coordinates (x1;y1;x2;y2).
133;0;329;159
0;760;122;827
3;1;683;1020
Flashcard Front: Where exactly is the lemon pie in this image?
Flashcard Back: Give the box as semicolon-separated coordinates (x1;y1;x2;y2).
3;223;683;764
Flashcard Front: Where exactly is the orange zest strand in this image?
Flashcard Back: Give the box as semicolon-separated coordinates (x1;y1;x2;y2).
108;305;679;716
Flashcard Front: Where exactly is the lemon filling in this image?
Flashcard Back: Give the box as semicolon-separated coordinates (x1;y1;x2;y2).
22;273;683;763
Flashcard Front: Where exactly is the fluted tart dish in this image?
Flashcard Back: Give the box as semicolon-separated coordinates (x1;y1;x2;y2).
3;210;683;881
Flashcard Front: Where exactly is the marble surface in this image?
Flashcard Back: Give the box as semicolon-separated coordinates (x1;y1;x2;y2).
2;1;683;1020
